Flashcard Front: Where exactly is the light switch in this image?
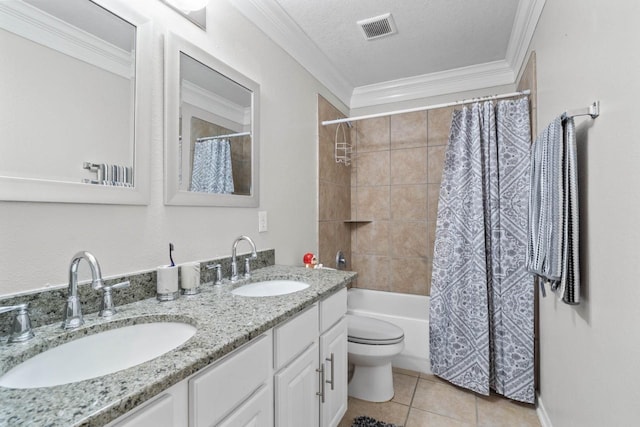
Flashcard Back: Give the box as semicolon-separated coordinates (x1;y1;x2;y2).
258;211;268;232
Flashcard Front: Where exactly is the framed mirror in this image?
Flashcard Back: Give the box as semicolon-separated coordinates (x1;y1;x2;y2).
164;32;260;207
0;0;150;204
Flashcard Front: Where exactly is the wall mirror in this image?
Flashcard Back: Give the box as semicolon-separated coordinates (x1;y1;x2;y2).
0;0;151;204
165;32;259;207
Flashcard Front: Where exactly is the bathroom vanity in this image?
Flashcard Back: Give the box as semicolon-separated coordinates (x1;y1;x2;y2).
0;266;355;426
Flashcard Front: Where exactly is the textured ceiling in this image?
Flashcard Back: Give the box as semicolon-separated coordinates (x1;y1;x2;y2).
273;0;520;88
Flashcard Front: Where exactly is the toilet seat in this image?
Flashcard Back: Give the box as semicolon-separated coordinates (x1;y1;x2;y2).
347;314;404;345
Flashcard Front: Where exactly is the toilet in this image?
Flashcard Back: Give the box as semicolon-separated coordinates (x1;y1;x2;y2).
347;314;405;402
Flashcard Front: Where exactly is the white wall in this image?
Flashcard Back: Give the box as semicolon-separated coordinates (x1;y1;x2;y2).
525;1;640;425
0;0;347;296
0;28;132;182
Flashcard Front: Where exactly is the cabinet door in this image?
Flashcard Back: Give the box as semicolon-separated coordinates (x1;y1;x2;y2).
217;384;273;427
108;380;188;427
320;317;348;427
275;342;319;427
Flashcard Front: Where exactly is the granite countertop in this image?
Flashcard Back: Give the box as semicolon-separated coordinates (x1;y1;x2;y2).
0;265;356;426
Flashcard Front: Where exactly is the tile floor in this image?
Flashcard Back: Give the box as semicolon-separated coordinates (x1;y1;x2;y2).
339;368;541;427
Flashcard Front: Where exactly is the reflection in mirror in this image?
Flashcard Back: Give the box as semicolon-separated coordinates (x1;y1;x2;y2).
0;0;151;204
165;32;259;207
180;53;252;196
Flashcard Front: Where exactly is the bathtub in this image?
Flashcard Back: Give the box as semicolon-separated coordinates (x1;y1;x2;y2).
347;288;430;374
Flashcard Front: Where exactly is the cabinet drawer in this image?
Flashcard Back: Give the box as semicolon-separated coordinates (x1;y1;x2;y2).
273;304;318;370
320;288;347;333
189;332;272;427
217;383;273;427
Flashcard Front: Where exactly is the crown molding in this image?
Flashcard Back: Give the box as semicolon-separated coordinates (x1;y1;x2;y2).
230;0;353;106
182;80;250;125
350;60;515;109
231;0;545;110
0;1;134;79
506;0;546;82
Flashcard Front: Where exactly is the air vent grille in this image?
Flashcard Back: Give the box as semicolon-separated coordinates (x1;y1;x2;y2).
357;13;397;41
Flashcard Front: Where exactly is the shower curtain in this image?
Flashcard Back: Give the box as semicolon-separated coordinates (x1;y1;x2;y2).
429;98;535;403
190;138;235;194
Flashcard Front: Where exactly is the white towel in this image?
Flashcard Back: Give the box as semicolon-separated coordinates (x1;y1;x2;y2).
527;115;580;304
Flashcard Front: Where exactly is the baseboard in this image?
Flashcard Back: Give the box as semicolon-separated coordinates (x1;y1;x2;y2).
536;392;553;427
392;354;431;375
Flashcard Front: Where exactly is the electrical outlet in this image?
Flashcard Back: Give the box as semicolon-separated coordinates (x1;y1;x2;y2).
258;211;268;232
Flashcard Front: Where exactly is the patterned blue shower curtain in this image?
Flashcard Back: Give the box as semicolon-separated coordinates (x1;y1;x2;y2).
190;138;235;194
429;98;535;403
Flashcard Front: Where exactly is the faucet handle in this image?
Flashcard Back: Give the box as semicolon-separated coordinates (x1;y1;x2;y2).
0;303;35;343
206;264;223;285
99;281;130;318
244;257;253;279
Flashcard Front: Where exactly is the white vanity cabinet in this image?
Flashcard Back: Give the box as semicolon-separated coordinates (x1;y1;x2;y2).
274;288;348;427
189;332;273;427
319;288;348;427
106;381;188;427
107;287;347;427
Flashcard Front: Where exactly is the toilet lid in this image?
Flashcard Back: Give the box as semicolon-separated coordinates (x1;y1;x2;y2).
347;314;404;345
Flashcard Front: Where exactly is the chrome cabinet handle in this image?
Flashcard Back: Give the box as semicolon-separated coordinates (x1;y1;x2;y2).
325;352;335;390
316;364;325;403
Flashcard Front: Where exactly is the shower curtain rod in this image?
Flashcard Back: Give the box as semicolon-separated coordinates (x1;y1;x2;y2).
196;131;251;142
321;89;531;126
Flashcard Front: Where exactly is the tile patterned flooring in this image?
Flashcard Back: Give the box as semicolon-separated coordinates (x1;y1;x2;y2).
339;368;541;427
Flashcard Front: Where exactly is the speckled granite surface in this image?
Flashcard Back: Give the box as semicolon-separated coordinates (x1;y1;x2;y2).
0;249;275;336
0;264;356;426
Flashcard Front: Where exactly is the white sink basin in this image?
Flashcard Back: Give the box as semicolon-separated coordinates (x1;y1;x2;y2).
231;280;309;297
0;322;196;389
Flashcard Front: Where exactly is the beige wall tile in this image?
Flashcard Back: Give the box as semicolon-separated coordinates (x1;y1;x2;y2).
411;379;477;424
427;145;447;183
353;221;389;256
319;182;349;221
356;186;390;220
390;221;428;258
426;260;432;295
356;117;390;153
356;151;390;186
428;106;455;146
427;184;440;222
391;147;428;185
391;185;427;221
318;221;336;268
391;111;428;149
390;257;429;295
351;254;390;291
427;220;437;258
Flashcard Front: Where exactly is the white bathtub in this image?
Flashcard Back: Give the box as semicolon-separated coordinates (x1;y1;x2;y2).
347;288;430;374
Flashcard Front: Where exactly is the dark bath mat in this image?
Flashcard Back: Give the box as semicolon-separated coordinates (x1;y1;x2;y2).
351;415;400;427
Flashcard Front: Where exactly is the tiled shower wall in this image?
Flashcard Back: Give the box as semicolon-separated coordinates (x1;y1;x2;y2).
349;108;453;296
317;94;453;295
319;67;536;297
318;95;351;269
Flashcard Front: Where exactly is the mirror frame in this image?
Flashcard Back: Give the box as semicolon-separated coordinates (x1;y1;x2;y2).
164;31;260;207
0;0;151;205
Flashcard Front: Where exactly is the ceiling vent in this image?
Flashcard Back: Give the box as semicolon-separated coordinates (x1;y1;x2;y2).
357;13;397;41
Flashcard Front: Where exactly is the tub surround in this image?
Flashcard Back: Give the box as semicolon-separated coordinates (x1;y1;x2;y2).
0;264;356;426
0;249;275;336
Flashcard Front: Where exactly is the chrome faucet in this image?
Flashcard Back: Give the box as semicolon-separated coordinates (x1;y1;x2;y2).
230;235;257;282
62;251;104;330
